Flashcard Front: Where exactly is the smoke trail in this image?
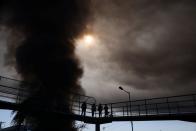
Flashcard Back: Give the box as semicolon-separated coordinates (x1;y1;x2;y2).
0;0;91;130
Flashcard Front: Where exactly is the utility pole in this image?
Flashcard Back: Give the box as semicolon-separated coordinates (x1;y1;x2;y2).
95;123;100;131
118;86;133;131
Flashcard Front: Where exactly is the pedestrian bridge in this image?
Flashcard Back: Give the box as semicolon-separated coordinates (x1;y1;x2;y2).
72;94;196;124
0;75;196;124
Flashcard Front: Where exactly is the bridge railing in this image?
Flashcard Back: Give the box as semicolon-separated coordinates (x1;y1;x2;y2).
107;94;196;117
71;101;98;117
0;75;96;106
0;76;29;103
70;94;196;118
0;76;196;118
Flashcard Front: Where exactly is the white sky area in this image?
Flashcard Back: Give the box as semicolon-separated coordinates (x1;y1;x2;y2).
82;121;196;131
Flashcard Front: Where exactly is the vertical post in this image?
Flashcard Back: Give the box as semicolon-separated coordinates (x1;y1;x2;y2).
193;95;196;107
124;89;131;116
156;103;159;115
123;106;125;116
79;96;81;115
96;124;100;131
177;102;180;114
126;103;128;116
128;92;133;131
111;104;113;117
131;121;133;131
144;99;148;116
130;101;132;116
118;86;133;131
166;97;171;115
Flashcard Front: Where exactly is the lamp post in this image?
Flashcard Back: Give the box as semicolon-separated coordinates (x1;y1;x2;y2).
118;86;133;131
119;86;130;101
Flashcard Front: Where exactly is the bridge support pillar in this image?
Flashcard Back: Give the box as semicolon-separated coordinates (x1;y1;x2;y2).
95;124;100;131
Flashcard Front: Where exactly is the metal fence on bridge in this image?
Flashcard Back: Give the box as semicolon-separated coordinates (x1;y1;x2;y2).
71;94;196;118
0;76;29;103
0;75;196;118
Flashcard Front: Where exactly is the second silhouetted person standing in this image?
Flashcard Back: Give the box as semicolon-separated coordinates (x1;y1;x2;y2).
104;104;109;117
81;102;87;116
91;103;96;117
98;104;103;117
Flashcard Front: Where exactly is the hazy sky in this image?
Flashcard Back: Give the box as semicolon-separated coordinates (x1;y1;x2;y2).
76;0;196;102
0;0;196;102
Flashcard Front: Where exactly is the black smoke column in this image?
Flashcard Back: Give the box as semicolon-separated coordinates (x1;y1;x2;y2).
0;0;91;131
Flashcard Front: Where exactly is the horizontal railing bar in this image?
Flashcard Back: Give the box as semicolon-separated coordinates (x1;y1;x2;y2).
106;94;196;105
107;99;195;107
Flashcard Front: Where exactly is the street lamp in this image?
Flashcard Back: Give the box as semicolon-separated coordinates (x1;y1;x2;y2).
118;86;130;101
118;86;133;131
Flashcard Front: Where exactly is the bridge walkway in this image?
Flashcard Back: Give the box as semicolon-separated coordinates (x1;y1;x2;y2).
0;75;196;125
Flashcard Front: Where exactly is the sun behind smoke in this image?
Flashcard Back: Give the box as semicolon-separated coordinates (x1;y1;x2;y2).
76;34;96;48
84;35;94;44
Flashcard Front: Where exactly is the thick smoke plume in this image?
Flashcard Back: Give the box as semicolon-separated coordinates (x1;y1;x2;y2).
0;0;90;130
77;0;196;101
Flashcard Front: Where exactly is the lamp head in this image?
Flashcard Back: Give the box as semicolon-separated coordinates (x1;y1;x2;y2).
118;86;123;90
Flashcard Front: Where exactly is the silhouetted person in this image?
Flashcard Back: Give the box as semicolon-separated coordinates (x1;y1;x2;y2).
104;104;109;117
91;103;96;117
81;102;87;116
98;104;103;117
